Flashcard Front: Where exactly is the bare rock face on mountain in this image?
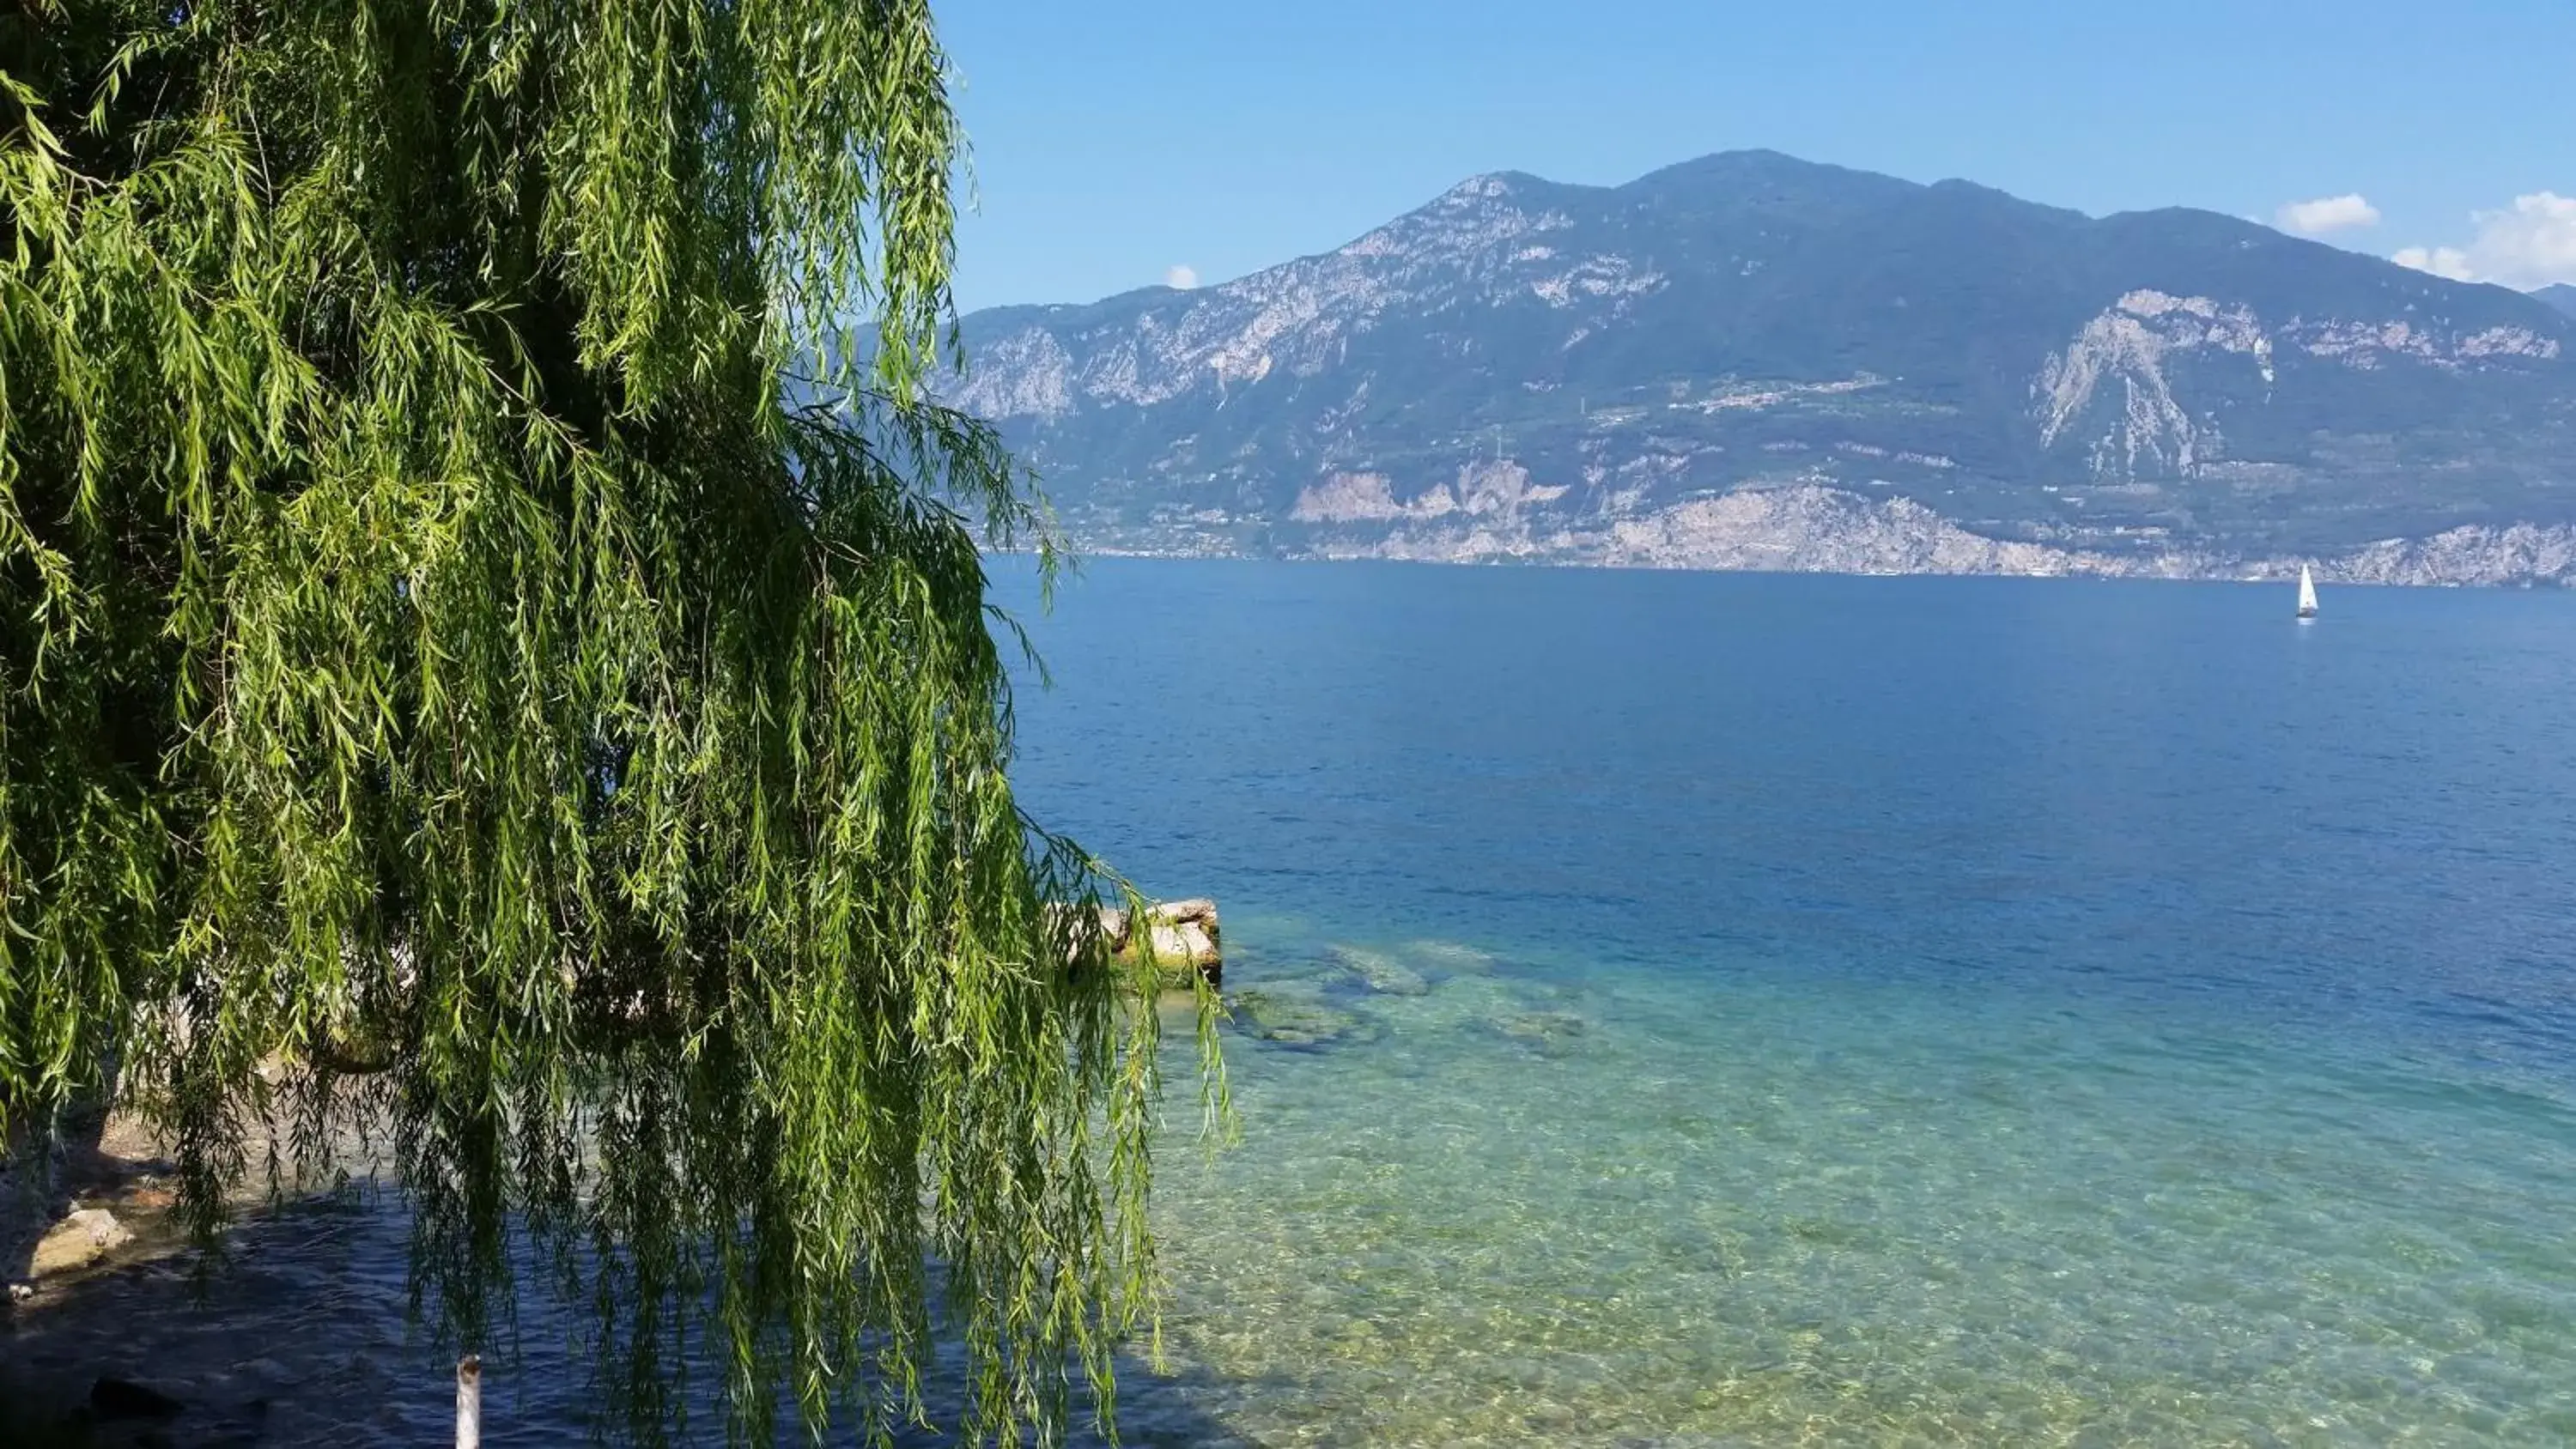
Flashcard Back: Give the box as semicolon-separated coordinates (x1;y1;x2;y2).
952;151;2576;584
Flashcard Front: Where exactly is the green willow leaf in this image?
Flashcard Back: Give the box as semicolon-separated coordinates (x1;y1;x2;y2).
0;4;1224;1444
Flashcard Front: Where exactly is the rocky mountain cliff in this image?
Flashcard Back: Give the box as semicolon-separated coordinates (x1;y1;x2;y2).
952;152;2576;584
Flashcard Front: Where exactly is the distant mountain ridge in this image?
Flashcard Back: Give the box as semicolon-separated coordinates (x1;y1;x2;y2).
2537;283;2576;321
951;151;2576;584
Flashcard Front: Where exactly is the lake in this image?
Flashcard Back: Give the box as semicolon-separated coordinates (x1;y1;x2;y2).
13;561;2576;1445
1001;561;2576;1445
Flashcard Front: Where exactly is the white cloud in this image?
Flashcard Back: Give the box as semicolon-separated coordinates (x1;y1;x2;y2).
2391;245;2475;281
2275;193;2382;235
1163;264;1200;290
2393;193;2576;288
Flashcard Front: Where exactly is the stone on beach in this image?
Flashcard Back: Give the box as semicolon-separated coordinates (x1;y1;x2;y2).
1098;898;1223;986
90;1375;187;1421
31;1208;132;1278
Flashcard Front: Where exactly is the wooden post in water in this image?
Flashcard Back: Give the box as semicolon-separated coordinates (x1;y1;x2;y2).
455;1354;483;1449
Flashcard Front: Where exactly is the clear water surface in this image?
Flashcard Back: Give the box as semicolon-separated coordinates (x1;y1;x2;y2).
15;561;2576;1446
999;561;2576;1446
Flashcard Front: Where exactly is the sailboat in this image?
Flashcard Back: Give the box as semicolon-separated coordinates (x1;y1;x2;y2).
2295;564;2319;621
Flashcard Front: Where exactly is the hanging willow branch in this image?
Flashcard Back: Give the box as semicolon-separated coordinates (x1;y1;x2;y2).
0;3;1220;1444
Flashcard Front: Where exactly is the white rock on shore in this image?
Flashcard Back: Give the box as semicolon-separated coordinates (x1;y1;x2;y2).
1098;898;1223;985
30;1208;132;1278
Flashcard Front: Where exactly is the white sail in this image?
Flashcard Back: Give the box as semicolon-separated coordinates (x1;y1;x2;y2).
2296;564;2319;617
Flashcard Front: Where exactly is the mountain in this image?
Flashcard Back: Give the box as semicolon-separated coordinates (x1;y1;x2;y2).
2537;283;2576;321
951;152;2576;583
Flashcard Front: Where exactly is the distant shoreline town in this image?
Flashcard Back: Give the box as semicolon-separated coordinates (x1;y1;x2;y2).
1020;482;2576;589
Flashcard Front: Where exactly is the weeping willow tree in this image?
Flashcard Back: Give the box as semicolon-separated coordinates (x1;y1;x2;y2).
1;2;1219;1442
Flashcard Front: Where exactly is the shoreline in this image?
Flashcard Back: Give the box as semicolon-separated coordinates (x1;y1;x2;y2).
1003;545;2576;591
987;482;2576;587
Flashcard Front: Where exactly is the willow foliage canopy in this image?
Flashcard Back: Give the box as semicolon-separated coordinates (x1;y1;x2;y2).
0;2;1216;1441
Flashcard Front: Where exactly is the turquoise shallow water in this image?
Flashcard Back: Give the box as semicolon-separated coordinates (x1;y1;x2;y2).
12;562;2576;1445
1123;934;2576;1443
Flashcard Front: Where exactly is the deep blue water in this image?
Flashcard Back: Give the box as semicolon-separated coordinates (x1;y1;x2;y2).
995;560;2576;1444
1010;562;2576;1072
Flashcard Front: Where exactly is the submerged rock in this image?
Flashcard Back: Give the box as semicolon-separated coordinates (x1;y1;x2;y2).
1227;991;1378;1049
1491;1010;1589;1058
31;1208;131;1278
1331;946;1430;997
1400;939;1497;973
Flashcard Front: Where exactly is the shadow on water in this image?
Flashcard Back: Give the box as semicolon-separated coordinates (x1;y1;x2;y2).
1;1196;1259;1447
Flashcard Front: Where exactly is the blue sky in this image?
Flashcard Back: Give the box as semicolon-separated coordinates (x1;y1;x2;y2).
938;0;2576;312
